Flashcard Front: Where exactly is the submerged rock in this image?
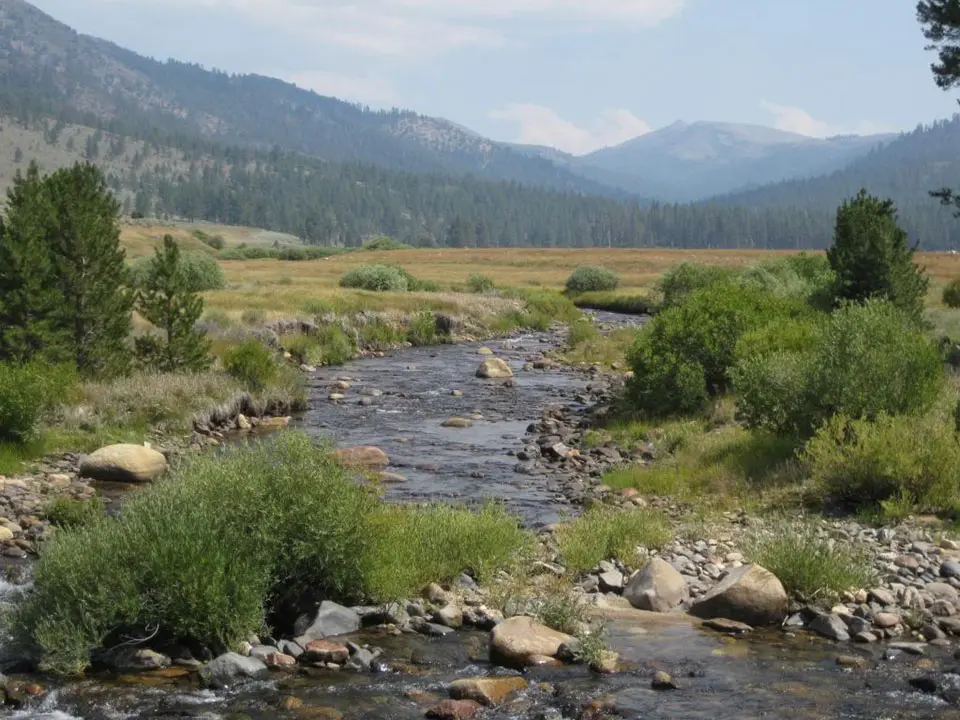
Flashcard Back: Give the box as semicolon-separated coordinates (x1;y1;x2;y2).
442;417;474;429
689;564;788;626
490;616;574;669
334;446;390;469
448;676;528;706
427;699;483;719
79;444;167;483
623;558;688;613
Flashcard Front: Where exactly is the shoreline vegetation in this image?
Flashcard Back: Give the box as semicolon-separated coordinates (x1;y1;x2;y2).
2;166;960;713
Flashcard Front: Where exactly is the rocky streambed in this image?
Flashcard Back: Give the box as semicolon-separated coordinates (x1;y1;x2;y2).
0;313;959;718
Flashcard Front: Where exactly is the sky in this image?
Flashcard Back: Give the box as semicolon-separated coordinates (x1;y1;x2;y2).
27;0;960;155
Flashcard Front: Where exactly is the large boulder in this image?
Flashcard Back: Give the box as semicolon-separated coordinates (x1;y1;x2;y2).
689;564;788;626
200;652;268;688
294;601;361;644
489;616;574;669
79;444;168;483
624;558;689;612
334;446;390;469
476;358;514;379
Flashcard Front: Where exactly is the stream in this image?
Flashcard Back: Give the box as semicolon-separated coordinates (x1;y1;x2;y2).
2;313;958;719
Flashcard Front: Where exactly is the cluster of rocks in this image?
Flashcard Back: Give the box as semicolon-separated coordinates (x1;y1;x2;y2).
190;390;293;445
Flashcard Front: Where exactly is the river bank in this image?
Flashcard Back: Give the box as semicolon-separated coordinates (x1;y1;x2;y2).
0;312;958;718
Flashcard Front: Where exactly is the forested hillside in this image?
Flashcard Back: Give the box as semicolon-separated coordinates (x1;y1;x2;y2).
0;0;616;196
711;117;960;248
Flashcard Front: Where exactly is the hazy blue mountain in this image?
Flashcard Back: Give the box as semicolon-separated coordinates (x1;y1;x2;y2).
516;121;894;201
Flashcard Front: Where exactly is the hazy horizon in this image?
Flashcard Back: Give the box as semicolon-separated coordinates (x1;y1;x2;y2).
24;0;959;155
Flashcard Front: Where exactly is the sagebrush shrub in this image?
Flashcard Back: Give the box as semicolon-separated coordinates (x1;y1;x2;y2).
339;264;409;292
565;266;619;294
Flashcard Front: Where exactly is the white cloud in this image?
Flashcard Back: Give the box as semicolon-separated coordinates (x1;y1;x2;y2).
90;0;685;57
760;100;891;138
489;103;651;154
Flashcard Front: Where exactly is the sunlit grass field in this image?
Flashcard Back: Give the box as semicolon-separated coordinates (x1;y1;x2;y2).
120;221;960;333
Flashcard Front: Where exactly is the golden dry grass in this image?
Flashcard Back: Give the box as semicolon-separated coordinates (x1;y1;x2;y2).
116;221;960;330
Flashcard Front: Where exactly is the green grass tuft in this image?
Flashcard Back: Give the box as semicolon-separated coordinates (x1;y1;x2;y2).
556;507;672;574
14;433;530;674
744;523;873;603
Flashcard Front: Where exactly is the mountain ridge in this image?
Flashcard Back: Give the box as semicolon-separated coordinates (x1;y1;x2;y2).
0;0;626;196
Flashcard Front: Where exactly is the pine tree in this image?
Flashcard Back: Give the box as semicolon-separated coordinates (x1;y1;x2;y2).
827;189;929;322
135;235;212;372
44;163;134;376
0;162;68;363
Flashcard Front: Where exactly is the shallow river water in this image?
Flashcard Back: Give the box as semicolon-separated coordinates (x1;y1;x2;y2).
2;315;958;719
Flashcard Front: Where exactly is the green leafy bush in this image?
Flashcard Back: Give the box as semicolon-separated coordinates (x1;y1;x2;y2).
627;283;795;417
0;363;76;442
733;300;943;436
809;300;943;423
219;246;341;261
192;230;225;251
944;279;960;308
805;412;960;511
738;254;835;303
657;262;733;309
339;264;409;292
467;274;496;294
732;352;813;437
222;340;278;392
565;266;620;294
361;236;410;251
132;251;225;292
16;433;530;673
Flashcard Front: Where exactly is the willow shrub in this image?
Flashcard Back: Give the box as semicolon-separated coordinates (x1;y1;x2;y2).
805;412;960;513
627;282;800;417
16;432;530;674
733;299;944;437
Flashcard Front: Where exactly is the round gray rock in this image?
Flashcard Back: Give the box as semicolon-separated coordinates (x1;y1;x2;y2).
79;444;168;483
